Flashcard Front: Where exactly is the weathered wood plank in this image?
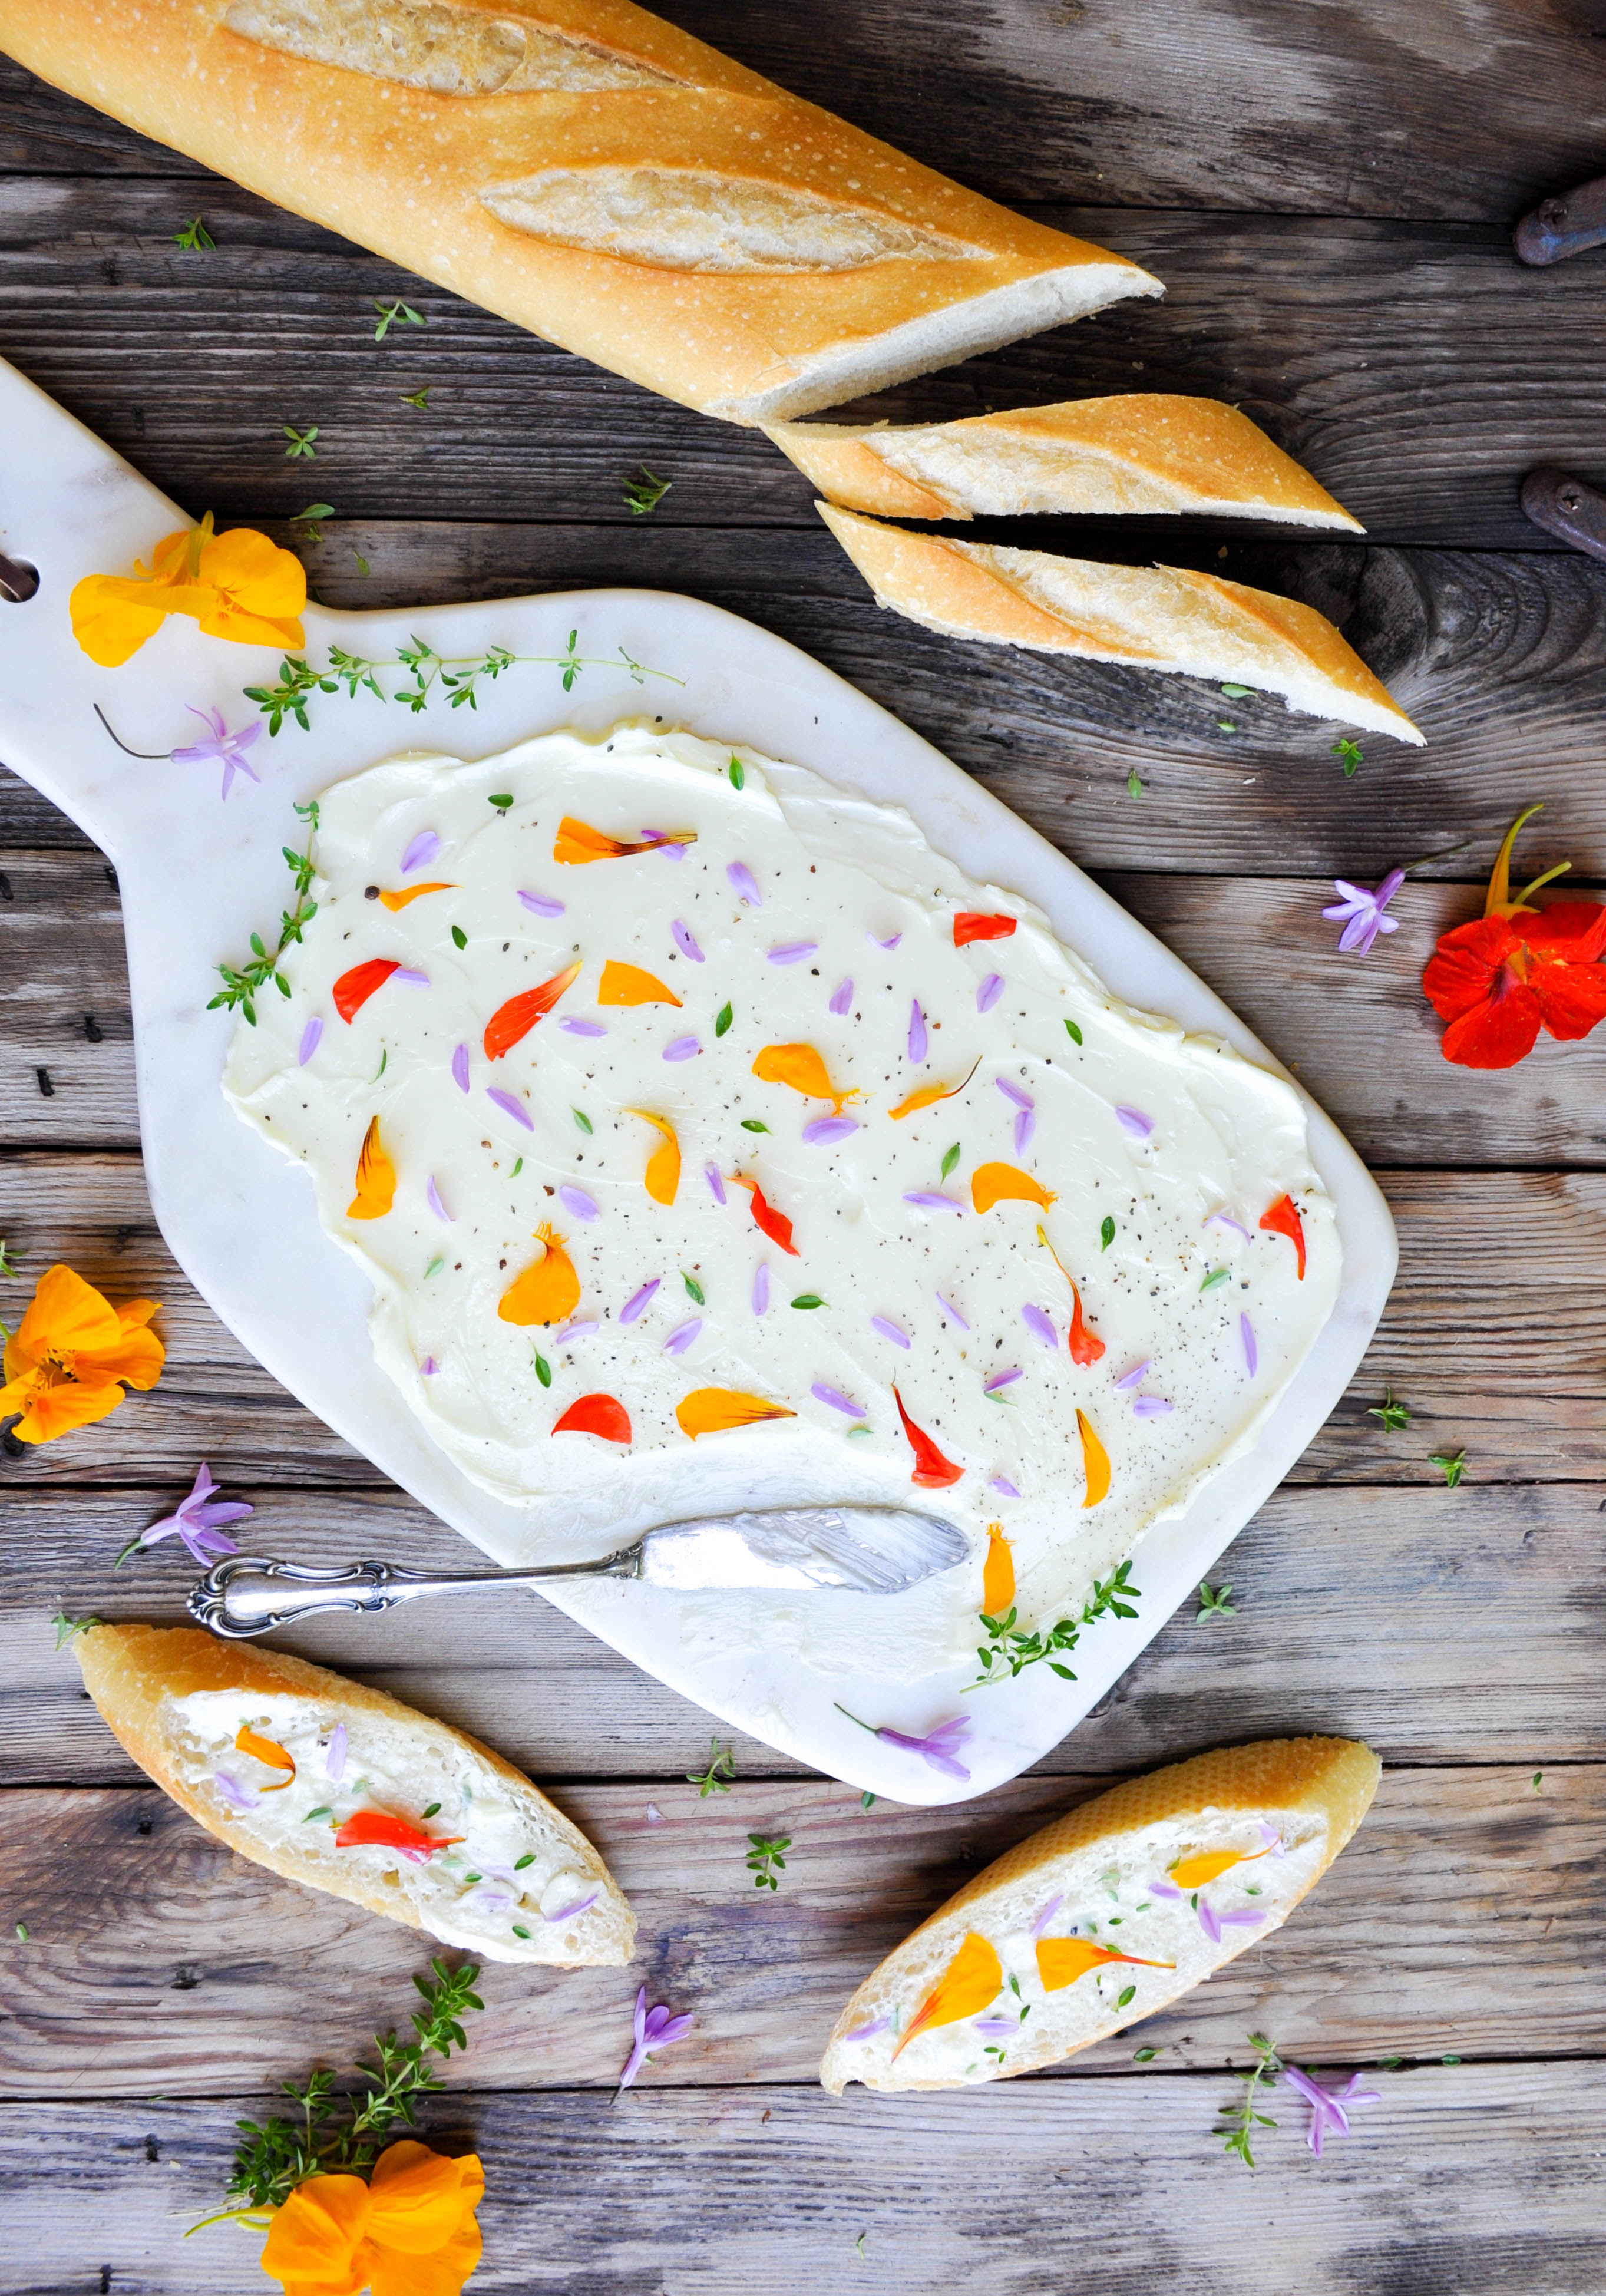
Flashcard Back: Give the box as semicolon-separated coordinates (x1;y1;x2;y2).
5;0;1605;225
2;178;1604;550
7;1481;1604;1785
2;2066;1602;2295
0;1765;1593;2097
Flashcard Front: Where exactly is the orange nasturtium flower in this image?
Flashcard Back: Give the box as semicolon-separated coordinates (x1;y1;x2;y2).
553;817;697;865
751;1043;860;1115
982;1524;1015;1616
259;2138;484;2296
889;1058;979;1122
70;513;306;669
1258;1193;1307;1281
0;1264;163;1445
498;1224;580;1327
598;961;682;1008
1035;1937;1175;1993
347;1119;398;1221
893;1932;1002;2059
970;1162;1055;1214
676;1387;796;1438
483;963;582;1059
1169;1844;1270;1890
1037;1225;1105;1366
891;1386;963;1489
626;1111;680;1205
1076;1409;1110;1509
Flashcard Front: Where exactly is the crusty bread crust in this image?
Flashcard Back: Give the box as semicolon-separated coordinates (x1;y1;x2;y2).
821;1736;1380;2093
818;504;1422;744
75;1623;635;1964
0;0;1159;422
766;397;1363;528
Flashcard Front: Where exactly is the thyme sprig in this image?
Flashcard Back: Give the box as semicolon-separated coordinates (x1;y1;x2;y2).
687;1736;735;1796
201;1958;484;2225
746;1832;790;1891
207;800;319;1025
1215;2031;1282;2166
52;1612;101;1649
245;630;682;735
623;464;671;516
967;1560;1139;1690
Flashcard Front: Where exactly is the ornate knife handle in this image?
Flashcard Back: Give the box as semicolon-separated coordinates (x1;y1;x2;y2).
187;1550;642;1639
1521;468;1606;565
1513;176;1606;265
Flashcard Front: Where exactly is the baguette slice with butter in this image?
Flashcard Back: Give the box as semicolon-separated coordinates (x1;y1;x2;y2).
0;0;1161;424
822;1736;1379;2094
766;396;1362;528
819;503;1422;744
75;1623;635;1966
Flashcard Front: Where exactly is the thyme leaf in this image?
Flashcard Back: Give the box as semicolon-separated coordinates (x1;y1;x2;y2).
171;215;215;252
1196;1580;1236;1621
1215;2031;1282;2167
623;464;671;516
746;1832;790;1891
686;1736;735;1796
52;1611;101;1649
967;1560;1139;1690
206;802;319;1024
244;638;681;735
1367;1388;1410;1432
372;298;425;342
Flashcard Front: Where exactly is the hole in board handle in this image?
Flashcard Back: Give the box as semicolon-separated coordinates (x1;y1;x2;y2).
0;555;39;604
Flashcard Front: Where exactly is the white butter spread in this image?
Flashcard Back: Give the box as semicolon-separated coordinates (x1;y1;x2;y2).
224;722;1339;1664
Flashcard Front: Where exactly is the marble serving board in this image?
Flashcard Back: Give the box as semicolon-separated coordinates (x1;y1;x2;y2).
0;355;1397;1804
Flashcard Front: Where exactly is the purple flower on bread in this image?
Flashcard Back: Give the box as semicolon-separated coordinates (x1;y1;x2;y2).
138;1462;253;1567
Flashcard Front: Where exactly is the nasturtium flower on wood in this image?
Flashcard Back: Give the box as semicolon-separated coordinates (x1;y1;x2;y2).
498;1224;580;1327
0;1264;163;1445
1423;804;1606;1069
893;1932;1003;2057
259;2138;484;2296
70;513;306;668
347;1118;396;1221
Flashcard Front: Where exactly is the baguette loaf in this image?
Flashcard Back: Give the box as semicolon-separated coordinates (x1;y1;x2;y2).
819;503;1423;744
766;395;1363;529
0;0;1161;424
822;1736;1379;2094
75;1622;635;1965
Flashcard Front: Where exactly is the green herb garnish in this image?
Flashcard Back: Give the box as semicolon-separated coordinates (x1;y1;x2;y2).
1367;1389;1410;1432
282;425;319;461
514;1852;535;1869
424;1257;444;1279
687;1737;735;1796
623;464;671;516
244;634;680;735
292;502;334;543
400;388;431;411
741;1119;768;1132
940;1142;961;1180
1199;1268;1230;1291
791;1293;825;1310
682;1272;705;1304
532;1350;551;1387
352;551;371;578
572;1107;593;1134
488;792;514;811
1215;2031;1281;2168
1065;1020;1082;1046
1220;685;1252;699
302;1807;332;1824
421;1803;441;1819
1117;1984;1136;2007
746;1832;790;1891
1100;1215;1115;1251
511;1926;531;1940
511;1158;523;1177
968;1560;1139;1689
1333;737;1364;777
451;925;467;949
1196;1581;1236;1621
1430;1449;1468;1489
860;1791;876;1811
1126;769;1144;800
715;1002;733;1037
1133;2046;1160;2063
206;801;320;1025
52;1612;100;1649
372;298;425;342
728;756;745;790
171;215;215;252
0;1240;18;1276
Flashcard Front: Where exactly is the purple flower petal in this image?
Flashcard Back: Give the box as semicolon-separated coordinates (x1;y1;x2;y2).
325;1723;346;1782
1132;1396;1174;1417
451;1042;470;1092
485;1087;534;1131
663;1036;700;1061
989;1476;1020;1498
298;1016;323;1066
419;1356;440;1376
984;1367;1022;1392
621;1279;660;1324
402;830;441;874
768;941;818;966
671;919;705;963
640;830;686;861
663;1317;702;1355
394;967;429;986
1198;1899;1222;1943
846;2017;890;2042
875;1715;971;1780
812;1382;863;1417
1114;1360;1151;1391
1205;1211;1251;1241
554;1320;599;1344
561;1018;607;1038
559;1184;598;1220
752;1263;770;1314
996;1079;1032;1111
619;1987;692;2090
1030;1894;1065;1940
903;1191;963;1213
518;888;565;917
213;1770;259;1813
426;1176;452;1223
468;1887;517;1912
870;1314;910;1349
544;1891;599;1923
802;1116;858;1145
1022;1304;1057;1348
726;861;761;907
974;2018;1016;2039
1241;1313;1258;1377
829;977;853;1015
871;931;903;951
1116;1105;1154;1139
936;1293;969;1330
908;1000;928;1063
1148;1879;1182;1901
977;973;1003;1013
1220;1909;1266;1928
706;1164;726;1205
1014;1108;1035;1155
1255;1821;1286;1858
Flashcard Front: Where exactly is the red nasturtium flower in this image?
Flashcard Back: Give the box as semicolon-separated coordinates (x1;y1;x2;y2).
1423;805;1606;1069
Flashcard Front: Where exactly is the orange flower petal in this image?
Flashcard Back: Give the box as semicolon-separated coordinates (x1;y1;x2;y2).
368;2215;483;2296
498;1224;580;1327
333;1813;463;1855
893;1932;1002;2057
982;1524;1015;1616
971;1162;1055;1213
259;2173;372;2295
1037;1227;1105;1366
1169;1845;1269;1890
553;817;696;865
348;1117;398;1220
1036;1937;1174;1993
1258;1192;1307;1280
675;1388;796;1438
194;524;308;643
892;1385;963;1488
376;883;457;911
483;962;581;1058
67;573;171;668
365;2142;485;2259
3;1376;128;1446
953;911;1017;946
333;959;400;1022
751;1043;857;1113
236;1723;296;1789
728;1174;799;1256
553;1392;632;1442
12;1264;121;1365
888;1058;979;1121
1076;1409;1110;1508
598;960;682;1008
77;1322;166;1393
625;1111;681;1205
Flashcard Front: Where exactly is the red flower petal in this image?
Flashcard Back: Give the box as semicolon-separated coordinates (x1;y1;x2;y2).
1440;976;1541;1068
1258;1192;1307;1281
553;1392;632;1443
1530;952;1606;1041
953;912;1016;947
484;962;581;1059
332;957;399;1022
333;1811;462;1854
892;1385;963;1488
1422;917;1509;1024
1519;900;1606;963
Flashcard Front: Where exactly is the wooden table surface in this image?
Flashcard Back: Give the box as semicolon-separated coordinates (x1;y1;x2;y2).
2;6;1604;2290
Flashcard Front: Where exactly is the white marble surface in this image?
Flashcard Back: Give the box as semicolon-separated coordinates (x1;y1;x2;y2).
0;354;1396;1802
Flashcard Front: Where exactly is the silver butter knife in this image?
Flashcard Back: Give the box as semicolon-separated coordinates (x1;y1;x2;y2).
187;1505;970;1639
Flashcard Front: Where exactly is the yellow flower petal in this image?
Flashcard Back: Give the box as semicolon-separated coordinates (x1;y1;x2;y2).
625;1111;681;1206
982;1524;1015;1616
365;2141;485;2258
5;1376;128;1446
347;1116;398;1220
970;1162;1055;1213
67;574;172;669
751;1043;858;1114
11;1264;121;1368
894;1932;1002;2057
259;2173;372;2295
675;1388;796;1438
498;1224;580;1327
598;960;682;1008
1170;1846;1268;1890
376;883;457;911
1076;1408;1110;1508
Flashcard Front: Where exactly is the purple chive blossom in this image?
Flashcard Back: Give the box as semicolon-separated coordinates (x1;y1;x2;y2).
1205;1210;1252;1241
419;1357;440;1376
640;829;686;860
1255;1821;1286;1859
936;1293;970;1330
768;941;818;965
402;830;441;874
1022;1305;1057;1348
984;1368;1022;1393
726;861;761;907
873;1714;972;1782
663;1036;700;1061
325;1723;347;1783
213;1770;260;1812
468;1886;517;1912
1197;1901;1267;1944
1115;1360;1151;1390
871;1314;910;1349
829;977;854;1015
561;1017;608;1038
908;1001;928;1062
544;1890;599;1923
1015;1108;1035;1154
706;1164;726;1205
646;1804;665;1824
298;1016;323;1066
620;1279;660;1324
1030;1894;1065;1941
752;1263;770;1314
974;2018;1016;2039
139;1462;253;1567
1148;1878;1182;1901
671;919;705;963
871;931;903;951
171;706;262;800
663;1318;701;1355
996;1079;1032;1111
518;889;565;918
977;973;1004;1013
1323;870;1405;956
1133;1397;1175;1418
903;1191;963;1214
559;1184;598;1221
846;2016;890;2042
451;1043;470;1092
1281;2066;1381;2158
395;967;429;986
426;1177;452;1223
1241;1314;1258;1376
989;1476;1020;1498
617;1986;693;2092
555;1320;599;1344
1116;1106;1154;1139
802;1116;858;1145
487;1088;534;1131
812;1382;864;1417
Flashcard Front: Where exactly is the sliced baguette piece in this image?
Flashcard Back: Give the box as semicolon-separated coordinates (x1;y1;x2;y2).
0;0;1161;425
819;503;1422;744
766;396;1363;529
75;1623;635;1967
821;1736;1379;2095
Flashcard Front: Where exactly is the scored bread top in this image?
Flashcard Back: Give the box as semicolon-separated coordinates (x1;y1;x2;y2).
76;1623;635;1966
